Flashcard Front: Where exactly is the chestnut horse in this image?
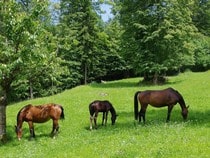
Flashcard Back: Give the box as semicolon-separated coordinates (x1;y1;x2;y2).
15;103;64;140
134;88;189;123
89;100;117;130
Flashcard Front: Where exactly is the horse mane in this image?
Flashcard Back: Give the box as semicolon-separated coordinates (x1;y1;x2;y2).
108;101;116;116
17;104;32;122
171;88;187;109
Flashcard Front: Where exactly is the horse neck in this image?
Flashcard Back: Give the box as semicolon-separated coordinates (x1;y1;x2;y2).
177;93;187;110
110;107;116;116
16;112;24;128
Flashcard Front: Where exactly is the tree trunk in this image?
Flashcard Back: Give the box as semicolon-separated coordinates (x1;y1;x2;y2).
0;96;7;142
153;72;158;85
84;63;87;85
29;80;34;99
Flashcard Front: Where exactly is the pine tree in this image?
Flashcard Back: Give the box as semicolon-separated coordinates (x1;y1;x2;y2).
59;0;106;84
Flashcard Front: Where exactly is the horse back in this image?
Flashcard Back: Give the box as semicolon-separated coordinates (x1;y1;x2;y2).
139;88;180;107
89;100;112;115
47;103;63;118
24;103;63;123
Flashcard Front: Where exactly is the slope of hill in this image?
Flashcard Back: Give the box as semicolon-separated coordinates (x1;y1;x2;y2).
1;71;210;157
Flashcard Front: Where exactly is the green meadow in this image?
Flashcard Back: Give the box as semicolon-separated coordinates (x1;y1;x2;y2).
1;71;210;158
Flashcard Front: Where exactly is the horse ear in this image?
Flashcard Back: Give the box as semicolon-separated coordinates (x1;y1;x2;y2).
187;105;189;109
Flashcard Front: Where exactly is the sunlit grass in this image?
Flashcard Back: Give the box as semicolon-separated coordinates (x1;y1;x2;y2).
1;71;210;157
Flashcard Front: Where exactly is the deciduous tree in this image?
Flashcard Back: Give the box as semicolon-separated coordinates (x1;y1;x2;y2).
118;0;198;83
0;0;63;141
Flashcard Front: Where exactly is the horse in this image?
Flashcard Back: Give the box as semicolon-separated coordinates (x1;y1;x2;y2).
89;100;118;130
15;103;64;140
134;87;189;123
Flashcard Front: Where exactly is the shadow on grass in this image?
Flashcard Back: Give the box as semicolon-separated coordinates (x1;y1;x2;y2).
1;125;58;145
89;79;184;89
90;81;139;89
187;109;210;127
84;108;210;132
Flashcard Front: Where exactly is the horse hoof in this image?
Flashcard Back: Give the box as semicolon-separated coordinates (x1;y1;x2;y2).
29;137;34;141
90;126;92;130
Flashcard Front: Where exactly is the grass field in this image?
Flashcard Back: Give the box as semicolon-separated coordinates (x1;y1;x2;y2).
1;71;210;158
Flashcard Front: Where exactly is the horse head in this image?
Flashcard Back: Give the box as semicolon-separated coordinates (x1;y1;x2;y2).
15;125;22;141
181;106;189;120
111;114;118;125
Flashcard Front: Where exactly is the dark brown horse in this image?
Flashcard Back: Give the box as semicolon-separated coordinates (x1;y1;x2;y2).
134;88;189;123
15;103;64;140
89;100;117;130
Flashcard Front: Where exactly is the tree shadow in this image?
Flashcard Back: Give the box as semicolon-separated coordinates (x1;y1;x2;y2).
186;109;210;127
90;81;139;89
89;79;184;89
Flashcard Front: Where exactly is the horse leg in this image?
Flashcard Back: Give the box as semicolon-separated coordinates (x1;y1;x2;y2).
90;115;94;130
140;110;146;123
51;119;59;138
139;105;147;123
28;121;35;139
94;112;98;129
105;111;108;126
102;112;105;125
138;111;141;122
166;105;174;122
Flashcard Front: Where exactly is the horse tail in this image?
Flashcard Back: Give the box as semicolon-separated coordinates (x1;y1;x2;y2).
59;106;65;120
134;91;141;120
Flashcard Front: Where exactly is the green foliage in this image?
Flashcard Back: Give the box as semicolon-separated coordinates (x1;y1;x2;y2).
192;0;210;36
193;34;210;70
191;0;210;71
1;71;210;157
0;0;65;101
58;0;127;84
117;0;200;83
58;0;105;84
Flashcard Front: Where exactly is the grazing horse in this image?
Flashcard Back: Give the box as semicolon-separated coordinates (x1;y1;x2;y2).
89;100;117;130
134;88;189;123
15;103;64;140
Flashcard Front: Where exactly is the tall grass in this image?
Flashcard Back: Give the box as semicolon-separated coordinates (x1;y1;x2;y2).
1;71;210;157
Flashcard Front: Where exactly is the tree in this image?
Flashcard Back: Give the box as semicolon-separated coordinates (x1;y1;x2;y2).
59;0;107;84
100;19;128;80
0;0;63;141
191;0;210;71
192;0;210;36
118;0;198;83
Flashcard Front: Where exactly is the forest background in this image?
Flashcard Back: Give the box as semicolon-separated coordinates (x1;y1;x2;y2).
0;0;210;140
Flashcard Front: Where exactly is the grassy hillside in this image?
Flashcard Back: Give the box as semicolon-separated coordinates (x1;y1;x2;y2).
1;71;210;157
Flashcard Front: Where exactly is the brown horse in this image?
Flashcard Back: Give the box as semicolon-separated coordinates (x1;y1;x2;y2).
134;88;189;123
89;100;118;130
15;103;64;140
